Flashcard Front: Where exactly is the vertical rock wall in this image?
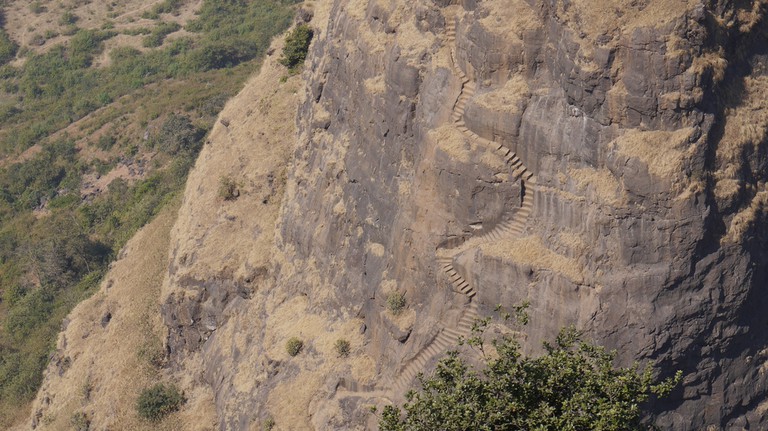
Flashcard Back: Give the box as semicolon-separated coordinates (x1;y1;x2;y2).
160;0;768;429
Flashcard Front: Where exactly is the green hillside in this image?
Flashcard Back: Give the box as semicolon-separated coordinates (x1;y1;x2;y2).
0;0;299;425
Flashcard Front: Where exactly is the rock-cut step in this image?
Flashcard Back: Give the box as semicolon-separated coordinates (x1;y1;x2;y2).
443;263;476;297
392;302;480;393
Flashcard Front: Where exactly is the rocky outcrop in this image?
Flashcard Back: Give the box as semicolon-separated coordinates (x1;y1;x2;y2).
157;0;768;430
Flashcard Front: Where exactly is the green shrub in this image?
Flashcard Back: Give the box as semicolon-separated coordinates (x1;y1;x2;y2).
286;337;303;356
279;24;313;72
70;411;90;431
218;176;240;201
386;291;406;315
29;2;46;14
0;31;18;66
136;383;186;421
142;22;181;48
97;134;117;150
59;11;78;26
262;417;276;431
155;113;204;155
152;0;186;15
334;338;351;357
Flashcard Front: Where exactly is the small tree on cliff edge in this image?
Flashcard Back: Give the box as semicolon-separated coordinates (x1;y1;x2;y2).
379;325;681;431
279;24;313;72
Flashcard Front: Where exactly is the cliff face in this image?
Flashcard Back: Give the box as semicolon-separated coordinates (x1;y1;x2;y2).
58;0;768;430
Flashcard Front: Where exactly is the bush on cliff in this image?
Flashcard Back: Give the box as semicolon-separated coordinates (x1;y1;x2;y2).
379;326;681;431
136;383;186;421
279;24;313;72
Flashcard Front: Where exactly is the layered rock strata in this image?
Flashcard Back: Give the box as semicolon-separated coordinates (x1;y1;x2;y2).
158;0;768;429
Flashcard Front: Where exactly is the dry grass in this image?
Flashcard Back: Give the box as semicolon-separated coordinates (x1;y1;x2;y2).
17;200;217;431
473;75;531;113
555;0;696;42
690;50;728;84
714;76;768;228
163;35;303;288
727;189;768;242
4;0;203;61
612;127;695;179
569;165;626;206
480;236;584;284
477;0;538;42
430;125;472;163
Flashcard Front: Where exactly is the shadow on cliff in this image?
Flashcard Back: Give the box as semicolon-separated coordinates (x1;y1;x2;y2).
648;5;768;427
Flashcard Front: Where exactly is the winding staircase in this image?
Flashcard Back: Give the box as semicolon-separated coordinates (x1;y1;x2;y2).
387;13;538;394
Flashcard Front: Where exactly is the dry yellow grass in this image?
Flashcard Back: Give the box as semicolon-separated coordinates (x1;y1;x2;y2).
611;127;695;178
473;75;531;113
557;0;696;41
480;236;584;284
17;199;217;431
715;76;768;206
430;125;473;163
478;0;538;42
569;165;627;207
727;189;768;243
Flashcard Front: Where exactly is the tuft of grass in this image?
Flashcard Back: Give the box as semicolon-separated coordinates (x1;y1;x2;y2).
286;337;303;357
334;338;351;357
387;291;406;315
218;176;240;201
262;417;276;431
70;411;90;431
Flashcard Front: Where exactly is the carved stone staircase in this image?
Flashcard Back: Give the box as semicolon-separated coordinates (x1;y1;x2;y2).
387;13;538;394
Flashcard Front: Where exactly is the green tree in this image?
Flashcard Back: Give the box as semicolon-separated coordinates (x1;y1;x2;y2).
380;326;681;431
278;24;313;72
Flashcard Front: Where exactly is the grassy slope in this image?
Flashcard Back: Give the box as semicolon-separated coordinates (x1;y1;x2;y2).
0;0;299;426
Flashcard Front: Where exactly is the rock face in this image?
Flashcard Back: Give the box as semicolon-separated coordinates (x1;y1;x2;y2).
159;0;768;430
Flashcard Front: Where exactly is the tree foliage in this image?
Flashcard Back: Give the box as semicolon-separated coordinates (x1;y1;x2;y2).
380;326;681;431
278;24;313;72
136;383;185;421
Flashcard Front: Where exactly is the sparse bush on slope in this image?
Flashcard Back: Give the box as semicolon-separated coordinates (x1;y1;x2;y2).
136;383;186;421
279;24;313;72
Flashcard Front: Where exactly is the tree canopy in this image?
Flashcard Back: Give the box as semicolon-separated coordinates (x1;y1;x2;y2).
380;326;680;431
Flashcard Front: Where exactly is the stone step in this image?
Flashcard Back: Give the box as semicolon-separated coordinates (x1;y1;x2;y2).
416;356;427;369
443;328;462;339
523;170;534;180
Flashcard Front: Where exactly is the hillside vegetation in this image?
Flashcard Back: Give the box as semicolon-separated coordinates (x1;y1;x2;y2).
0;0;300;425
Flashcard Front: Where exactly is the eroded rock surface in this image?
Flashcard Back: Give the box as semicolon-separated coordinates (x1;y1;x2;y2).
158;0;768;430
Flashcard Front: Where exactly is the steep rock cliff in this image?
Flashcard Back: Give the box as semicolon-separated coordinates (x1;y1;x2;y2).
59;0;768;430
